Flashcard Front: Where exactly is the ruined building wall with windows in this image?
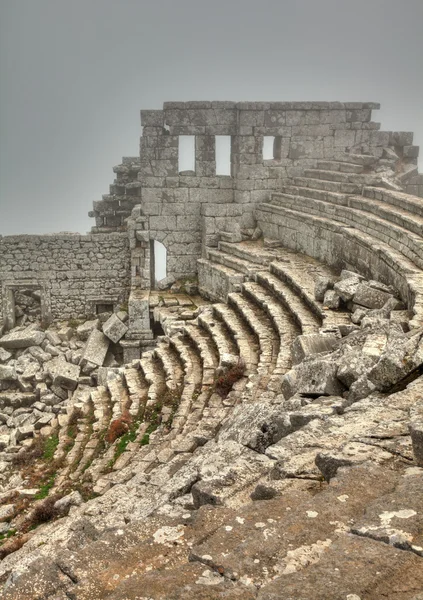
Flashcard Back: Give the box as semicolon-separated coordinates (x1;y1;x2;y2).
0;101;422;342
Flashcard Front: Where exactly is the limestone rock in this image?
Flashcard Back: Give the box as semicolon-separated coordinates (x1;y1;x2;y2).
76;319;99;341
52;361;81;391
0;327;45;349
323;289;341;309
353;283;394;309
80;329;109;368
102;313;128;343
292;333;338;365
314;277;332;302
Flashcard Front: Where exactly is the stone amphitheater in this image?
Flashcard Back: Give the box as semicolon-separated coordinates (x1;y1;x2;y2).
0;101;423;599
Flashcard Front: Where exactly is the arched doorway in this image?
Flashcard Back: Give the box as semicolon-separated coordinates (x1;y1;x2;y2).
150;239;167;289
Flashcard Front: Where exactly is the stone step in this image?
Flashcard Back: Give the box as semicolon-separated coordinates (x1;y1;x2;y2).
107;372;131;420
123;366;149;418
256;202;423;329
183;325;218;387
280;185;423;237
268;193;423;269
363;186;423;219
255;270;321;334
304;169;374;185
206;248;257;277
197;307;239;361
227;292;278;375
331;152;378;166
316;160;365;174
292;176;362;194
218;240;275;266
268;260;351;330
140;353;167;408
241;281;297;373
197;257;245;302
212;303;259;372
154;342;184;390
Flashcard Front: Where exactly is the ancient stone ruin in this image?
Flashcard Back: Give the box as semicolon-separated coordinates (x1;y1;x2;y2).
0;101;422;598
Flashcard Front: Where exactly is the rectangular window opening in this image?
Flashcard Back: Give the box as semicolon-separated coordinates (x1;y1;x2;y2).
215;136;231;176
263;136;276;160
178;136;196;173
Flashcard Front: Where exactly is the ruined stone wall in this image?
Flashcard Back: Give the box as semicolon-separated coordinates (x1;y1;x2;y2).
0;233;131;326
90;101;420;286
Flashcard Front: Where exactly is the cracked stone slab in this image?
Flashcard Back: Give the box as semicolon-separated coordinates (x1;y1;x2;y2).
351;469;423;555
256;534;423;600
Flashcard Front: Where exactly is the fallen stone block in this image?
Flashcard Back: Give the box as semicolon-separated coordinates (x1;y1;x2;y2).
323;289;341;309
315;442;392;481
58;326;74;341
281;359;345;399
157;275;177;291
80;329;109;368
0;365;16;381
0;348;12;363
15;425;34;443
353;283;394;309
53;361;81;391
333;276;361;302
76;319;100;341
292;333;338;365
102;314;128;344
337;348;376;388
314;277;333;302
0;327;45;349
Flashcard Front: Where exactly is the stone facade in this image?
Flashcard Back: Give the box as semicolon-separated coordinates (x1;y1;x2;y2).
0;233;130;327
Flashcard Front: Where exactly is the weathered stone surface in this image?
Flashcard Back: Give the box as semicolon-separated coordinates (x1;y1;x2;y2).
292;333;338;365
102;313;128;343
323;289;341;309
281;359;345;399
76;319;99;341
353;282;394;309
52;361;81;391
80;329;109;367
0;327;45;349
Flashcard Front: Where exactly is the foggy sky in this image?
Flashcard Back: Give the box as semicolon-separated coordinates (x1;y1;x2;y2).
1;0;422;236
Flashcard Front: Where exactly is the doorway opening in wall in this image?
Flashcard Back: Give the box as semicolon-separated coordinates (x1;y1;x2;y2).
215;136;231;175
178;136;195;173
150;240;167;289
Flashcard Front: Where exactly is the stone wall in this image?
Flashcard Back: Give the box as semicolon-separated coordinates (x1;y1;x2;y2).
89;101;419;287
0;233;131;327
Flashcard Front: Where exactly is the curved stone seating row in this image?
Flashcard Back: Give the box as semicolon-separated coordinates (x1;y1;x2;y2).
284;183;423;237
241;281;297;374
256;202;423;328
197;307;239;363
212;302;259;373
269;190;423;269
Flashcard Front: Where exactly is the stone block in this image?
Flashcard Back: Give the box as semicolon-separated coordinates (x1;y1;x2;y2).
323;289;341;309
76;319;99;341
292;334;338;365
80;330;109;368
53;361;80;391
102;314;128;344
353;283;393;309
0;327;45;349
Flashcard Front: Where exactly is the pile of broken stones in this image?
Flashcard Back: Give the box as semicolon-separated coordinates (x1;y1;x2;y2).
284;269;421;403
0;310;129;485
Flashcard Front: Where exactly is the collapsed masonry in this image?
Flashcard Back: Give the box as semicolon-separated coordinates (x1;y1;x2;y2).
1;102;423;598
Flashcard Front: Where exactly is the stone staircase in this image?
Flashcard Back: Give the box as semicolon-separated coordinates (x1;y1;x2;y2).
255;153;423;328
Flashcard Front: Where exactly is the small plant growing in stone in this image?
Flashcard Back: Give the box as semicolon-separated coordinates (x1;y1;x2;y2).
105;411;133;444
214;358;246;398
